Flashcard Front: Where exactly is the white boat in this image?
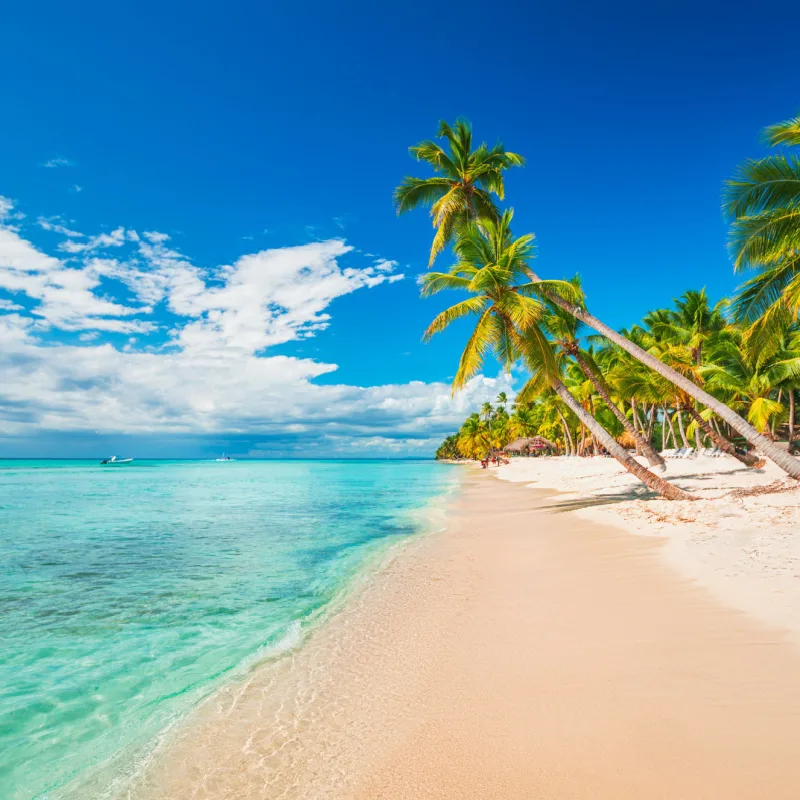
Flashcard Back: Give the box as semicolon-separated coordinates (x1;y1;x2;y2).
215;454;235;462
101;456;133;465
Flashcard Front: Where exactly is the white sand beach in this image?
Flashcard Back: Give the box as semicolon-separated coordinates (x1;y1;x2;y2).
497;454;800;642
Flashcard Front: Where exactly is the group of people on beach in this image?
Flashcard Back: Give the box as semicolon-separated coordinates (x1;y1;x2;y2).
481;454;510;468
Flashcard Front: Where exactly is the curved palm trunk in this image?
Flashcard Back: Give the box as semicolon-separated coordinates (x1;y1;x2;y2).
676;409;690;449
528;273;800;479
573;352;665;469
630;398;642;454
646;404;656;443
664;405;677;449
683;406;765;468
588;396;601;456
556;407;574;456
790;390;796;454
551;378;694;501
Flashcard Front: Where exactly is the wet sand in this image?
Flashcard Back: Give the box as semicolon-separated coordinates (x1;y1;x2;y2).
134;472;800;799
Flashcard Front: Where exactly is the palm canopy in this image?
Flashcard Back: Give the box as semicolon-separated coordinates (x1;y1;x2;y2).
725;112;800;333
645;289;729;361
702;328;800;433
420;210;578;392
394;118;525;265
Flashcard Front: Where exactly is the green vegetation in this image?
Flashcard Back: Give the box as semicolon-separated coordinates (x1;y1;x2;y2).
399;114;800;496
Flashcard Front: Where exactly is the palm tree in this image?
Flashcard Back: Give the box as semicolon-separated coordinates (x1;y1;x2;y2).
436;435;462;460
394;119;524;264
543;278;666;469
457;414;490;460
496;391;508;411
521;265;800;478
400;126;800;479
617;315;764;467
703;329;800;439
421;214;692;500
513;326;692;500
507;406;537;439
725;112;800;341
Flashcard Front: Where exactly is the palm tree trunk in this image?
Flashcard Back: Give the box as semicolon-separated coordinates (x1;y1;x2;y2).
790;390;796;454
693;404;704;449
683;405;765;468
573;352;665;469
772;389;783;439
646;403;656;444
588;396;600;456
556;407;574;456
630;398;642;455
662;407;668;451
664;405;677;449
525;273;800;479
676;409;690;449
551;378;694;500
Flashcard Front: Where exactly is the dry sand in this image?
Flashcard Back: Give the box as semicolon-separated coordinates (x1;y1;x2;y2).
134;471;800;799
497;454;800;642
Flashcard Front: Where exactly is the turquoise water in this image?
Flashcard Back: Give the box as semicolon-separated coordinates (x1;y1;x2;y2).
0;459;456;799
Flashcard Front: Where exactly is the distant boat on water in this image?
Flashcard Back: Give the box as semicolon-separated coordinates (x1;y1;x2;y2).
215;454;235;462
101;456;133;465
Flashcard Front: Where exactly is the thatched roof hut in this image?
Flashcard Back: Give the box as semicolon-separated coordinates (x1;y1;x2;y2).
503;436;557;454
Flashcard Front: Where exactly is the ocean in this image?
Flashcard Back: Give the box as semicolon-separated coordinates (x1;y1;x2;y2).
0;459;456;799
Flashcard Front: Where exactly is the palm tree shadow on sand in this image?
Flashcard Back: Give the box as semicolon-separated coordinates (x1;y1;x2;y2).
537;465;758;513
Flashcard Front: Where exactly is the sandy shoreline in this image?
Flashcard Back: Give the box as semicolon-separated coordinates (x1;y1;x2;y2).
496;455;800;643
133;469;800;799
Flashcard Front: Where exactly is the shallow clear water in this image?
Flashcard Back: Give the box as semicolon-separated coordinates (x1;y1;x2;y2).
0;459;455;799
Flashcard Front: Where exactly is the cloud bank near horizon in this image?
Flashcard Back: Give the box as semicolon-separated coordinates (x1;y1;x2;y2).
0;195;514;456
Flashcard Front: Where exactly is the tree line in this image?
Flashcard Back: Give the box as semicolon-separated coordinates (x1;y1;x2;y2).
395;113;800;500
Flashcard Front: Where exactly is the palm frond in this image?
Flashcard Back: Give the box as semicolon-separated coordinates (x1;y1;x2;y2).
452;308;497;392
422;296;489;342
723;154;800;219
419;272;474;297
763;113;800;147
409;141;457;174
393;177;453;215
729;207;800;270
731;254;800;321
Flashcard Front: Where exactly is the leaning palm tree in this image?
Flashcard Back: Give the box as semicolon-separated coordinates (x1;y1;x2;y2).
421;213;692;500
543;278;665;469
400;126;800;479
520;264;800;478
394;118;524;264
725;111;800;343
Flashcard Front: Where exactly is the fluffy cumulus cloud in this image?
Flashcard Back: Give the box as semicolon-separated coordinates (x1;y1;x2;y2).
0;195;513;455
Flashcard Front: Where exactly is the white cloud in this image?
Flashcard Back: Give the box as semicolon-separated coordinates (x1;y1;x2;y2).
0;298;23;311
58;226;126;254
71;185;82;193
0;194;508;454
0;196;14;220
42;157;76;168
37;216;84;238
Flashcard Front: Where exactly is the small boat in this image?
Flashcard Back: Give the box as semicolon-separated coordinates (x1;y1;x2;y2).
215;454;236;462
101;456;134;465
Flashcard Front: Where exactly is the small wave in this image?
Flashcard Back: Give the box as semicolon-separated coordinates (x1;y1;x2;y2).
260;620;303;659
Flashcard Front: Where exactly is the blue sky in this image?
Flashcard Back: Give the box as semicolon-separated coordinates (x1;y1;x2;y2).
1;0;798;457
